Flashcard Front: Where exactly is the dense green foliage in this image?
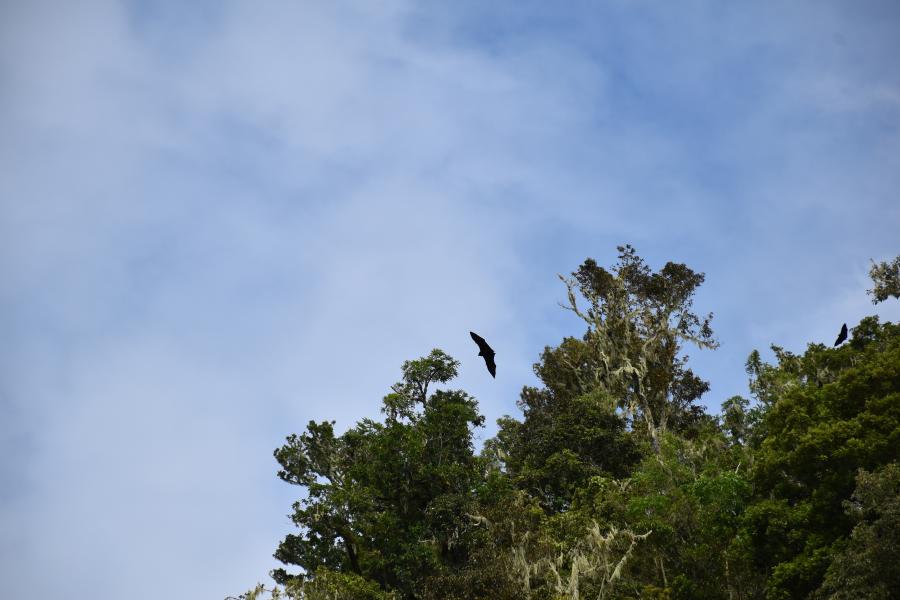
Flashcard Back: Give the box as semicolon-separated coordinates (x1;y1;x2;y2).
236;248;900;600
271;350;486;598
740;317;900;599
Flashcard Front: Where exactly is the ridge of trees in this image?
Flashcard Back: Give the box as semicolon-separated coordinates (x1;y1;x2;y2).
233;250;900;600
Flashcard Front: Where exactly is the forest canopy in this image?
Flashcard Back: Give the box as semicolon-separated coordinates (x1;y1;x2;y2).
234;248;900;600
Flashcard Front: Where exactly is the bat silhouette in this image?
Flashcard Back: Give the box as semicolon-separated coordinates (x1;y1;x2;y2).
833;323;848;346
470;331;496;378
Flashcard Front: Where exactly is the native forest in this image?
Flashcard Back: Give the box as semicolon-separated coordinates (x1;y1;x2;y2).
234;249;900;600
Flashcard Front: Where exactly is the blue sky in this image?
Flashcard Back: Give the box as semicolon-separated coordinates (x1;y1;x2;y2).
2;1;899;598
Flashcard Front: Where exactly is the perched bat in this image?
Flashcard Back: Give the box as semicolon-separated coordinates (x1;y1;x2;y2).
469;331;496;378
833;323;848;346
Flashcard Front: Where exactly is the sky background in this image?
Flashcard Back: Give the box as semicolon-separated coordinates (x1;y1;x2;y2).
2;1;899;598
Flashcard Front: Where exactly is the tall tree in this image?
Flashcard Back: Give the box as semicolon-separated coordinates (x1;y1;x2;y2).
272;350;486;599
558;245;717;453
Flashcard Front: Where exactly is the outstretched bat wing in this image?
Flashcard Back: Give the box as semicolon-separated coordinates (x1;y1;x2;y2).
470;331;494;355
484;354;496;378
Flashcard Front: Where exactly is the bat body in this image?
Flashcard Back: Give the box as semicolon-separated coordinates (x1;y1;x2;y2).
833;323;848;346
470;331;496;378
